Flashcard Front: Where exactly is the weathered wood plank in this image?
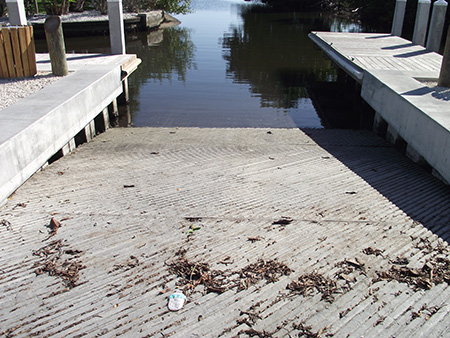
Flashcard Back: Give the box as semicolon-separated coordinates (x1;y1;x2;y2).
9;28;24;77
0;29;8;78
2;29;16;77
26;26;37;76
18;26;30;76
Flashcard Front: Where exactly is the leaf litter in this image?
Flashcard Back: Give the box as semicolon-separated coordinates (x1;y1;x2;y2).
32;239;85;289
287;272;339;303
167;250;292;295
374;256;450;290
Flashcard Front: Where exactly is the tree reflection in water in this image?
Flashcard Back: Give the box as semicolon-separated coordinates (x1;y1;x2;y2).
221;7;337;110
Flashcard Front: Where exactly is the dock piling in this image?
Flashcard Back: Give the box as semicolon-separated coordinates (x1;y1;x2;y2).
412;0;432;46
426;0;448;52
44;16;68;76
5;0;26;26
107;0;126;54
438;27;450;86
392;0;407;36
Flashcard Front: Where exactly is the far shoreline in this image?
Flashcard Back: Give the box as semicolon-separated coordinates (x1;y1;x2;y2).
0;10;180;38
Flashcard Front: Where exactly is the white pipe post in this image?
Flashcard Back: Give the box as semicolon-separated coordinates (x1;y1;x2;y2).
5;0;27;26
426;0;448;52
107;0;126;54
413;0;432;46
392;0;407;36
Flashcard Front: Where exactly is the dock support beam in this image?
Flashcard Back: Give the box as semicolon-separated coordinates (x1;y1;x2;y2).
392;0;407;36
426;0;448;52
5;0;27;26
413;0;432;46
107;0;126;54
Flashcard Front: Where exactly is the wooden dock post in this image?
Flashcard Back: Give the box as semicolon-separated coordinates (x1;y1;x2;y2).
412;0;432;46
44;16;68;76
438;27;450;87
426;0;448;52
392;0;407;36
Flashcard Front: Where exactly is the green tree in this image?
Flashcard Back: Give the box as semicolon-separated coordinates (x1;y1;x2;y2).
33;0;191;15
0;0;5;16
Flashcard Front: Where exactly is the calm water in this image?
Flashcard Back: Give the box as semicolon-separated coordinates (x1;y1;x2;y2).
36;0;370;128
127;0;358;128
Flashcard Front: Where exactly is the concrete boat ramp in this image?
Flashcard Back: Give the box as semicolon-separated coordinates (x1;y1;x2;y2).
2;42;450;337
2;125;450;337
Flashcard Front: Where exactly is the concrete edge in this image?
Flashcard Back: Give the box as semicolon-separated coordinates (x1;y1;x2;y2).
309;32;364;83
361;69;450;184
0;64;123;205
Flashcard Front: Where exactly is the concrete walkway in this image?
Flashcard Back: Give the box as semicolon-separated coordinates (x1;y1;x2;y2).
309;32;450;186
1;126;450;337
0;53;141;205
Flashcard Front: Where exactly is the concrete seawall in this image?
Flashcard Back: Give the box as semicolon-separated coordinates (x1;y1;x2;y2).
309;32;450;185
361;70;450;184
0;54;140;205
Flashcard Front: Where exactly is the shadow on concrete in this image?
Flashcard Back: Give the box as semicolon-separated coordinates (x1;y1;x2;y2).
394;49;433;58
365;34;392;39
37;54;111;64
381;43;415;50
401;86;435;96
302;127;450;243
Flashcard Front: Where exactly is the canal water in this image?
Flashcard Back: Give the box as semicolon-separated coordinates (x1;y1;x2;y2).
38;0;372;128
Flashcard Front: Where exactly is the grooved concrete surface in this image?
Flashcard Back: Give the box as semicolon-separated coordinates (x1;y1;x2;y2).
1;127;450;337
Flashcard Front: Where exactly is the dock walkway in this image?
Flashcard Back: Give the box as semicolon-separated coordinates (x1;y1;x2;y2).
309;32;443;82
1;127;450;337
0;52;140;205
310;32;450;185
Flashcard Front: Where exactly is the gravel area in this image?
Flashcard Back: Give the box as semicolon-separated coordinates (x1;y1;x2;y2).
0;73;62;110
0;10;142;111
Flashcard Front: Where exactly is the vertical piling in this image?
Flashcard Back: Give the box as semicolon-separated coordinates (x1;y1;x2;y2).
438;27;450;87
44;16;68;76
413;0;432;46
5;0;27;26
107;0;126;54
392;0;407;36
426;0;448;52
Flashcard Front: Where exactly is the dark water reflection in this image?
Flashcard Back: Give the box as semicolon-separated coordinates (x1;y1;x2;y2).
127;1;370;128
36;0;374;128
